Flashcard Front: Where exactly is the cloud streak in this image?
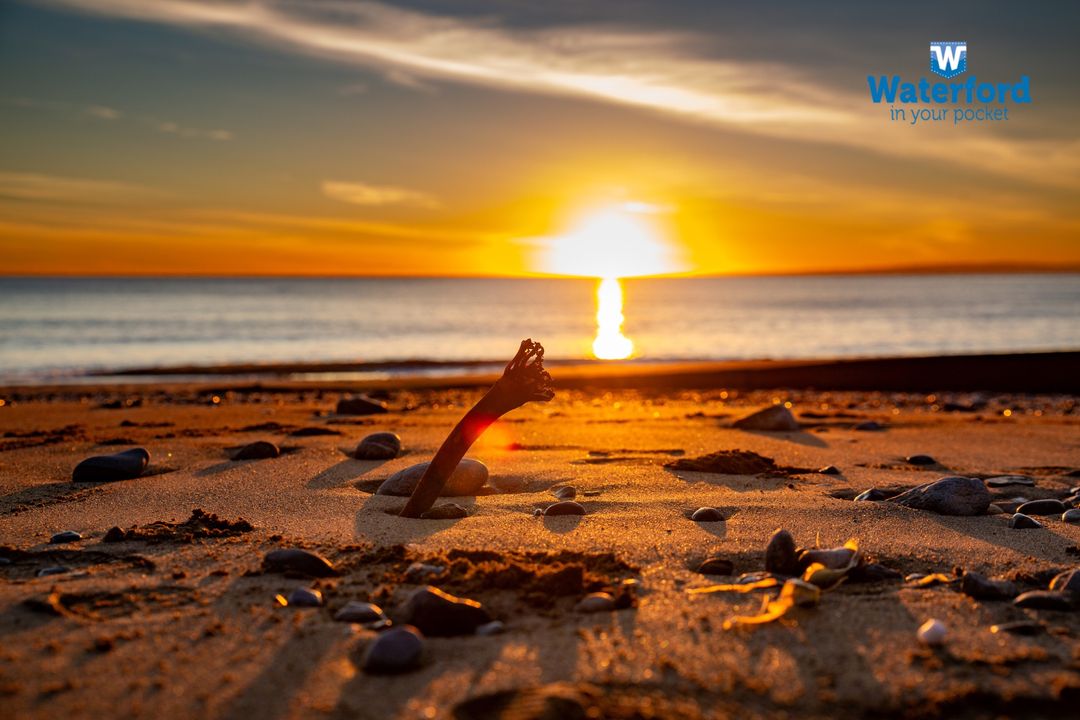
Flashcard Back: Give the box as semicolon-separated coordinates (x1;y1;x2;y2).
31;0;1080;187
322;180;440;209
0;171;158;203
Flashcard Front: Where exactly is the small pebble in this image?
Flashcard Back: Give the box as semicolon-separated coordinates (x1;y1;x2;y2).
49;531;82;544
475;620;506;636
690;507;724;522
854;421;884;431
854;488;885;502
985;504;1005;515
849;563;902;582
402;586;491;636
362;626;424;674
1008;513;1043;529
72;447;150;483
696;557;734;575
961;572;1019;601
1013;590;1077;611
1016;499;1066;516
232;440;280;460
544;501;585;517
552;486;577;501
818;465;841;475
990;621;1045;636
531;509;544;517
764;529;799;576
354;432;402;460
985;475;1034;488
263;548;336;577
582;490;602;497
575;592;616;613
905;454;937;466
917;618;947;646
37;566;69;577
404;563;444;583
287;587;323;607
735;571;774;584
334;601;385;624
1062;509;1080;525
337;396;389;416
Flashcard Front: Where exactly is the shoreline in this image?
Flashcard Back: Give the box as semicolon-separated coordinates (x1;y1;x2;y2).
4;350;1079;395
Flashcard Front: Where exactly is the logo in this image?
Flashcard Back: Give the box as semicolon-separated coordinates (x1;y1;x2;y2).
930;41;967;78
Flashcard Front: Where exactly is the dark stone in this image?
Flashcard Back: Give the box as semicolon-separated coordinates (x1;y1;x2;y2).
263;548;336;577
849;563;902;583
103;527;125;543
961;572;1020;601
553;486;577;500
905;454;937;466
37;566;69;577
544;501;586;517
854;488;886;502
376;459;488;496
1049;568;1080;594
232;441;280;460
335;601;385;623
354;432;402;460
818;465;841;475
854;421;884;431
888;476;991;516
289;427;342;437
1009;513;1043;529
362;626;424;674
1016;499;1067;516
1013;590;1077;611
575;592;615;613
764;529;800;576
287;587;323;607
696;557;734;575
690;507;724;522
420;503;468;520
72;447;150;483
49;531;82;544
733;405;799;432
337;396;388;416
402;586;491;636
990;621;1045;636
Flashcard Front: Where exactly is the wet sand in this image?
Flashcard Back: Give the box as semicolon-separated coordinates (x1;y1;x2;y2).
1;361;1079;718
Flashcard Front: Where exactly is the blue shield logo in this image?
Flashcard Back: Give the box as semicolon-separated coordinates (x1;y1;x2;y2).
930;41;967;78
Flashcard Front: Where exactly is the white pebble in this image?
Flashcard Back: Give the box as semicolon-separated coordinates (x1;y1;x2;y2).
917;618;947;646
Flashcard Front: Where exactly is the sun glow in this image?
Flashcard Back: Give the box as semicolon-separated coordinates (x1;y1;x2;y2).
593;277;633;359
540;203;680;279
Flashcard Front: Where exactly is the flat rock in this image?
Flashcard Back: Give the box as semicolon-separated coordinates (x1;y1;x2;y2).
376;459;488;497
854;488;886;502
362;626;424;674
287;587;323;607
263;548;336;577
905;454;937;466
49;531;82;544
818;465;841;475
1063;509;1080;525
696;557;734;575
1009;513;1043;529
1016;499;1066;516
575;592;616;613
72;447;150;483
354;432;402;460
552;486;577;500
337;396;388;416
402;586;491;637
544;501;586;517
887;476;990;516
1013;590;1077;611
334;601;385;623
690;507;724;522
232;441;279;460
420;503;468;520
764;529;800;576
733;405;799;432
799;547;855;570
961;572;1019;601
985;475;1034;488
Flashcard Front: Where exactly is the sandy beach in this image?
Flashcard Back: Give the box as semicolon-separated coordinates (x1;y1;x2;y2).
1;355;1078;719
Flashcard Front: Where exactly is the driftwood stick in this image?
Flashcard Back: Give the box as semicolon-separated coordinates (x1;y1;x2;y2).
400;339;554;518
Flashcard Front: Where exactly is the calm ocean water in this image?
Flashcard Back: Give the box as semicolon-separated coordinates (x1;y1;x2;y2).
0;275;1077;382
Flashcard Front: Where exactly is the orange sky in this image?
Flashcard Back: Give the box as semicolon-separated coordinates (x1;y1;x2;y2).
1;1;1079;277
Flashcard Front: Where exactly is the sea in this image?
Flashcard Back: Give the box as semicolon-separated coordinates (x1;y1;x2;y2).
0;274;1077;384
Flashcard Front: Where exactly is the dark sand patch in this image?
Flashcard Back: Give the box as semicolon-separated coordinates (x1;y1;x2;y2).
666;450;809;476
102;508;253;544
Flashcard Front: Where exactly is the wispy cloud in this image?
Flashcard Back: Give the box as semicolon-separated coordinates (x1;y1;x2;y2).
85;104;122;120
29;1;1080;187
0;171;157;203
322;180;440;209
156;121;233;141
4;96;233;141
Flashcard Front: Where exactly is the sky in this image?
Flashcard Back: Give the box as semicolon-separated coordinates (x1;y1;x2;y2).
0;0;1078;277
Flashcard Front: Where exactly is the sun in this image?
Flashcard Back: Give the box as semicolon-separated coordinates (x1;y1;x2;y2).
539;202;680;279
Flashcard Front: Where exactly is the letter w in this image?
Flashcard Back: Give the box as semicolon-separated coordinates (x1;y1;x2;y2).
932;44;967;71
